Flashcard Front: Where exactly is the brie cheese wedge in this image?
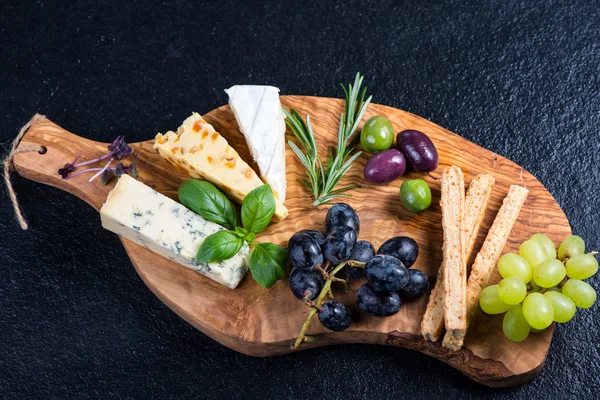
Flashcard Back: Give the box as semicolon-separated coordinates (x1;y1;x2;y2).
225;85;287;203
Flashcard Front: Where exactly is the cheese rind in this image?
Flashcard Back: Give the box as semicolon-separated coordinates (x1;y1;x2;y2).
225;85;287;202
100;175;250;289
153;113;288;221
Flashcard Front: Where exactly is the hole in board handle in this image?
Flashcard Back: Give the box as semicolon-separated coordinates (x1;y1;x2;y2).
38;146;47;154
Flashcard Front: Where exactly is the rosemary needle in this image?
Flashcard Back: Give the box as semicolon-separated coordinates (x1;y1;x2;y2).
283;72;372;206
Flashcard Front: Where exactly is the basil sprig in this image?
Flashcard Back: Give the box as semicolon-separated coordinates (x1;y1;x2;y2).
179;180;287;288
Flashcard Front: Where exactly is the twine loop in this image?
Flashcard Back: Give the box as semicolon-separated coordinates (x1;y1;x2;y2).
2;113;47;230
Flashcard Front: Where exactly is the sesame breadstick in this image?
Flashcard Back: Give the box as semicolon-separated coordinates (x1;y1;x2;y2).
421;174;495;342
440;166;466;345
443;185;529;350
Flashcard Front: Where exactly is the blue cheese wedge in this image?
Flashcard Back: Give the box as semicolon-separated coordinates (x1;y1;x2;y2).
100;175;250;289
225;85;287;203
153;113;288;221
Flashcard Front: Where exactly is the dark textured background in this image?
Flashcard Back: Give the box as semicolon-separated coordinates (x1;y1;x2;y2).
2;0;599;399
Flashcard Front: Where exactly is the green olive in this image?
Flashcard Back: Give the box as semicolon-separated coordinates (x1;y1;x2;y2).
400;179;432;213
360;116;394;153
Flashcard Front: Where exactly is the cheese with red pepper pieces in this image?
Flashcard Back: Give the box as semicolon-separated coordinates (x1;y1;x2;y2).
153;113;288;221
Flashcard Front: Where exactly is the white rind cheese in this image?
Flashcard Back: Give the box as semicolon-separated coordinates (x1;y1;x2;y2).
100;175;250;289
225;85;287;202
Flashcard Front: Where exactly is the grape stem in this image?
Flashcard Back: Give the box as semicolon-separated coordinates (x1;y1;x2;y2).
315;262;331;280
291;260;365;350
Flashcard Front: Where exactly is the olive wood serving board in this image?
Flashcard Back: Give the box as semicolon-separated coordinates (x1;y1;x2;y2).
13;96;570;387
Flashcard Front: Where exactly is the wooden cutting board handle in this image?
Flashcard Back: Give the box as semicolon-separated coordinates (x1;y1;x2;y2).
11;115;114;211
12;115;182;213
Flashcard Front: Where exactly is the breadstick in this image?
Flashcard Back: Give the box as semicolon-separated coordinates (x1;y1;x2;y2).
441;175;496;349
439;166;466;345
444;185;529;349
421;264;446;341
462;175;497;267
421;174;495;342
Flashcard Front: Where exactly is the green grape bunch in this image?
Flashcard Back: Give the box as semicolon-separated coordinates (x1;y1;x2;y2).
480;234;598;342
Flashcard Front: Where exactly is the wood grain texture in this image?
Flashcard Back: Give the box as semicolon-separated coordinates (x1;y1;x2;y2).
12;96;571;387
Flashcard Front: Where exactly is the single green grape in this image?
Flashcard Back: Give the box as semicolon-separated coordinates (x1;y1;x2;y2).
544;291;576;323
400;179;432;213
533;259;566;288
498;253;533;283
479;285;511;314
522;293;554;330
519;240;549;268
557;235;586;261
530;233;556;260
498;277;527;305
503;305;531;342
360;116;394;153
566;254;599;280
561;279;597;309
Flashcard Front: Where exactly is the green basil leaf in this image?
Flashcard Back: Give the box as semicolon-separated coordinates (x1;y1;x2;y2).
179;180;238;229
245;232;256;243
241;184;276;233
249;243;288;288
234;227;248;238
196;231;244;263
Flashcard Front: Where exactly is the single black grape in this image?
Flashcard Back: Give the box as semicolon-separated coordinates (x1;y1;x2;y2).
288;232;323;271
296;229;326;246
343;240;375;278
377;236;419;268
365;254;409;292
318;301;352;331
325;203;360;234
398;269;429;299
289;268;324;301
322;225;357;264
356;284;402;317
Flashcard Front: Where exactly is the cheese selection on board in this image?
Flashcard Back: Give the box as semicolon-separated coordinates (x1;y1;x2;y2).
100;174;250;289
153;112;288;221
40;73;595;371
225;85;287;202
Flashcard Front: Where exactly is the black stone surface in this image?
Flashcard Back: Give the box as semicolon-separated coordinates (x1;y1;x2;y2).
2;1;599;399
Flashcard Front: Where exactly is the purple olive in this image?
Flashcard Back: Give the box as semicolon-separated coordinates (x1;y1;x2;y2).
396;130;439;172
363;149;406;184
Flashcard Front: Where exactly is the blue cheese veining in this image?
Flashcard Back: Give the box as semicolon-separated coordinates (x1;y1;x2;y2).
100;175;249;289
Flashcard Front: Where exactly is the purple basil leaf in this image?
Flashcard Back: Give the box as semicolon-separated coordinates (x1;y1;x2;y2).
101;169;116;185
107;135;125;152
114;163;126;176
128;155;138;178
108;135;133;160
58;163;75;179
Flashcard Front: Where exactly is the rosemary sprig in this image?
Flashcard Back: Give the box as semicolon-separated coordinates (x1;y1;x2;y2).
283;72;372;206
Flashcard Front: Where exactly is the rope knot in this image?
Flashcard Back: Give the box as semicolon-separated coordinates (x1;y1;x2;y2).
2;113;48;230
